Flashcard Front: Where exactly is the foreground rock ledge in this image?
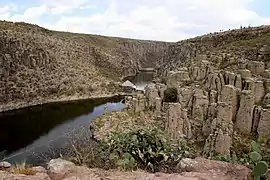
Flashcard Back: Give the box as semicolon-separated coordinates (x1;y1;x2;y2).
0;158;252;180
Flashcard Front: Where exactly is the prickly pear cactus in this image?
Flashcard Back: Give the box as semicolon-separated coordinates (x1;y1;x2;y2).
251;140;261;153
249;151;262;163
253;161;268;180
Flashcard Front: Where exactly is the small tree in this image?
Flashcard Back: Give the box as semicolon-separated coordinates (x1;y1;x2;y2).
163;87;178;103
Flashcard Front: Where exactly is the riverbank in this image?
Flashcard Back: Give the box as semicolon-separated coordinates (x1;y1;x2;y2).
0;93;127;113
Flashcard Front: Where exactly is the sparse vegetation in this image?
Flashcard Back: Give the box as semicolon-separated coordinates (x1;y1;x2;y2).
10;161;36;175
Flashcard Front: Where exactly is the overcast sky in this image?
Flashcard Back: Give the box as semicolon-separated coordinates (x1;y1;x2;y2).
0;0;270;41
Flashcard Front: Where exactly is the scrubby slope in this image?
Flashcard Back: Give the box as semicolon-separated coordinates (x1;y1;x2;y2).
0;21;169;111
154;25;270;158
158;25;270;75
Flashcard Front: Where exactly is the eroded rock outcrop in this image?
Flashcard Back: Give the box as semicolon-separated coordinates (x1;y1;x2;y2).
257;108;270;141
235;90;255;134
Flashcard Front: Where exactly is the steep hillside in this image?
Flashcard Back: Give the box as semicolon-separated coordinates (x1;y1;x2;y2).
0;21;169;111
158;25;270;76
153;25;270;156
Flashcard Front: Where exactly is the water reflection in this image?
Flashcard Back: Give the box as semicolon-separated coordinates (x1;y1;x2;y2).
0;96;124;164
125;71;154;91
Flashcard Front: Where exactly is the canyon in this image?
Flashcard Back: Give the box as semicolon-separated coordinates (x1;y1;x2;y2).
1;21;270;179
0;21;169;112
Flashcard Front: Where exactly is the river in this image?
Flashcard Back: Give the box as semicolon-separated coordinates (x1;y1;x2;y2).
0;96;124;164
0;70;154;164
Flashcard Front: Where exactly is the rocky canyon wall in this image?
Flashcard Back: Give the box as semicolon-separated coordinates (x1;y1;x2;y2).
0;21;169;111
149;25;270;156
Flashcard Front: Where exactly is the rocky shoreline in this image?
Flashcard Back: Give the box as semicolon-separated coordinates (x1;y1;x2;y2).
0;93;125;113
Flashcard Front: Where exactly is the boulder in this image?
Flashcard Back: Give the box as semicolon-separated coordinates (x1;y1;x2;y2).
179;158;251;180
47;159;75;180
0;161;11;168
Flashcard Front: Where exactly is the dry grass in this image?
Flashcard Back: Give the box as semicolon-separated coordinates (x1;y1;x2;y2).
91;109;156;140
0;20;168;110
9;162;36;175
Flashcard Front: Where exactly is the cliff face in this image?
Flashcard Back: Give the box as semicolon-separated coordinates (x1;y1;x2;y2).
154;25;270;155
159;25;270;76
0;21;169;111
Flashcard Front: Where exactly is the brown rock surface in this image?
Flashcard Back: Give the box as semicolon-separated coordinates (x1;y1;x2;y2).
0;158;252;180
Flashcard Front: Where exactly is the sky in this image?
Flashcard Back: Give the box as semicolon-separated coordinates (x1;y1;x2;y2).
0;0;270;42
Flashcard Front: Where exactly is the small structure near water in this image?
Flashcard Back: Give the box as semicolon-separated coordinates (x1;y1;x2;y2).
121;80;136;92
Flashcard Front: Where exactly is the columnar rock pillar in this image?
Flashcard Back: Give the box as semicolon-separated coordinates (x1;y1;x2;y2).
219;85;239;121
192;94;209;122
235;90;255;134
145;83;159;108
135;94;146;113
155;97;162;117
254;80;265;103
165;103;183;139
182;109;192;139
203;102;233;156
257;109;270;142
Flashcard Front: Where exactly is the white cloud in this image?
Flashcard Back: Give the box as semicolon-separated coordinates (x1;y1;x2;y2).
9;5;48;24
1;0;270;41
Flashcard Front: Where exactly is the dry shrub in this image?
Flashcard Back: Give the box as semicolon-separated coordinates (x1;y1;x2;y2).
10;161;36;175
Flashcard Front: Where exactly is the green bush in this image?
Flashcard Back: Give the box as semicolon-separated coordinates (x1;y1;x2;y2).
163;88;178;103
100;126;190;172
